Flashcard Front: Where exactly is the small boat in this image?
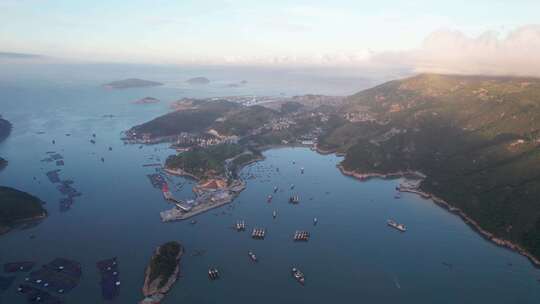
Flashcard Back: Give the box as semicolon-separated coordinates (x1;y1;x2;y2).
290;184;295;190
248;251;257;262
273;186;278;193
101;157;105;162
291;267;305;285
313;217;318;225
300;167;304;174
208;268;220;280
267;195;273;203
90;139;96;144
273;210;277;219
387;219;406;232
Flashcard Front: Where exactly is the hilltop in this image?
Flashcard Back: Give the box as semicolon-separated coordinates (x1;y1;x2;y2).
0;186;47;234
320;74;540;261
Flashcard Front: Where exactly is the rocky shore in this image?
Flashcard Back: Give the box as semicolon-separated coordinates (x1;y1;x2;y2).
337;163;540;267
140;242;183;304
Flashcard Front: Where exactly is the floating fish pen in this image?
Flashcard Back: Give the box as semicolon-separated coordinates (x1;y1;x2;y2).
4;262;35;273
289;195;300;204
57;182;82;198
96;257;120;300
59;198;74;212
293;231;310;241
26;258;82;294
208;268;220;280
235;220;246;231
251;228;266;239
17;284;64;304
147;173;166;189
46;170;62;184
0;275;15;291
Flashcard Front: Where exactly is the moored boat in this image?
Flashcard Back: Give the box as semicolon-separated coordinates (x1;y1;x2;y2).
248;251;257;262
387;219;406;232
208;267;220;280
291;267;305;285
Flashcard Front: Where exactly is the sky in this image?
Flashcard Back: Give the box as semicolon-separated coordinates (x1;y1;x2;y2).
1;0;540;75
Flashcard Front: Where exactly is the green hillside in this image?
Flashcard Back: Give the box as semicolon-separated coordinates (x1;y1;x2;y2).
324;74;540;259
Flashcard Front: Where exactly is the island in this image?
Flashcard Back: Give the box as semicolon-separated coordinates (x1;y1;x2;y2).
140;241;183;304
185;77;210;85
133;97;160;104
128;74;540;266
103;78;163;89
0;186;47;235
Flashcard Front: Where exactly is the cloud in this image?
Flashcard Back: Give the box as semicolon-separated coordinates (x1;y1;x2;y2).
378;25;540;77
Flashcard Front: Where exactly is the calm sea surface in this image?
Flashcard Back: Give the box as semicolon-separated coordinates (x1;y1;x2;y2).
0;64;539;303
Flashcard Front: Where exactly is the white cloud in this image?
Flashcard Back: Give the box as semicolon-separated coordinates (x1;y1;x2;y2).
386;25;540;76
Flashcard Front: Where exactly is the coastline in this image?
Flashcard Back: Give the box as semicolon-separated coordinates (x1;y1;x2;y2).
336;163;540;267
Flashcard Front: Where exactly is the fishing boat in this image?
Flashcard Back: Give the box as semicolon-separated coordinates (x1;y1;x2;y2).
208;268;220;280
273;210;277;219
235;220;246;231
248;251;258;262
251;228;266;239
289;195;300;204
387;219;406;232
313;217;318;225
291;267;305;285
293;230;310;241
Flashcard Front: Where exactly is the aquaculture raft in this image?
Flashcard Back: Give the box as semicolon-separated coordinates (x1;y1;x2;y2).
17;284;64;304
26;258;82;294
4;261;35;273
96;257;120;300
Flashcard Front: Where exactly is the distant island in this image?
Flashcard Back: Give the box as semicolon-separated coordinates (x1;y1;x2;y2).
140;241;183;304
103;78;163;89
0;158;6;171
186;77;210;85
0;186;47;235
133;97;160;104
0;115;12;143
